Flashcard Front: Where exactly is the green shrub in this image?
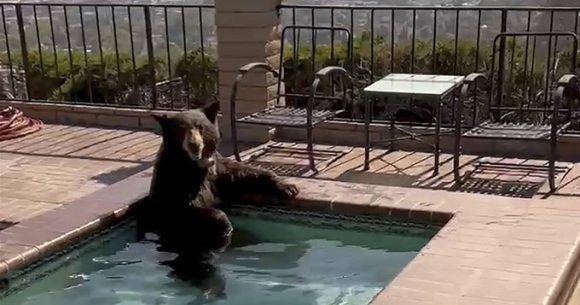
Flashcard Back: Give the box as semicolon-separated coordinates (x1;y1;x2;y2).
281;32;577;121
0;32;576;123
174;49;219;107
0;48;217;107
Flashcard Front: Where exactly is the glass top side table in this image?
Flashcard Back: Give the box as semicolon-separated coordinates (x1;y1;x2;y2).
363;73;465;176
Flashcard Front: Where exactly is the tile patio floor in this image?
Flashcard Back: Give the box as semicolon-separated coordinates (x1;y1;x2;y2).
0;125;160;225
2;123;580;305
2;123;580;224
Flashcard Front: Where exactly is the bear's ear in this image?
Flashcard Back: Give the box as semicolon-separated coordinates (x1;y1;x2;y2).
202;101;220;124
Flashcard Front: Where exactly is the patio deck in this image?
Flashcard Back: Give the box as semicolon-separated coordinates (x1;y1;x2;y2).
241;142;580;201
0;124;159;225
2;124;580;305
2;123;580;223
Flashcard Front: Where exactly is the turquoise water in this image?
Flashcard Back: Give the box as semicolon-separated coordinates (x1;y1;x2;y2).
0;208;435;305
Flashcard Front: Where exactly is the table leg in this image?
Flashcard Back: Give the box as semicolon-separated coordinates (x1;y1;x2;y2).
364;96;371;171
433;98;442;176
453;90;462;183
389;112;395;151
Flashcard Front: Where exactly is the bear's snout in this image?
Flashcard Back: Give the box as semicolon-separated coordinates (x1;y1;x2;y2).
183;128;205;161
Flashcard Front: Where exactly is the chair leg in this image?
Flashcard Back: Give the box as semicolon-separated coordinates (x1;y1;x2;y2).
548;134;557;192
364;96;371;171
548;85;563;193
433;99;442;177
453;93;463;184
307;124;316;172
232;119;241;162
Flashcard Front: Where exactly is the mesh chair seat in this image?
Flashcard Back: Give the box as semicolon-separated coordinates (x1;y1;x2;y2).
463;121;555;139
237;106;341;127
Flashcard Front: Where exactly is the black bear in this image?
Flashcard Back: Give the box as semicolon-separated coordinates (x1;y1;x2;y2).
157;207;232;301
135;102;299;299
136;101;299;256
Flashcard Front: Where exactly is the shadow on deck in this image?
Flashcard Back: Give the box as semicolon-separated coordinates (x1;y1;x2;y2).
239;143;579;200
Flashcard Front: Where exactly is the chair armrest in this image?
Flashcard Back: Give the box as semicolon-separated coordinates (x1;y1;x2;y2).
464;72;488;84
230;62;281;122
304;66;355;125
456;72;489;126
239;62;279;78
557;74;580;100
315;66;354;87
555;73;580;111
557;74;579;87
460;73;488;102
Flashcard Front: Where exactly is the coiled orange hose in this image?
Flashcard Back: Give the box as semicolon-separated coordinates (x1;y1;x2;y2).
0;106;43;141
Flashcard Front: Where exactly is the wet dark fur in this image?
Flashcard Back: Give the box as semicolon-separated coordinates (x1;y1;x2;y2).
136;102;298;297
136;102;298;256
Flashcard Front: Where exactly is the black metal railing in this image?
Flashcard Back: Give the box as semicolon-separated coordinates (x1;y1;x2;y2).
1;2;580;124
0;2;216;110
279;5;580;129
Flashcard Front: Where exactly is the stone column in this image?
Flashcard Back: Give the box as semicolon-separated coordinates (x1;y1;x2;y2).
215;0;283;143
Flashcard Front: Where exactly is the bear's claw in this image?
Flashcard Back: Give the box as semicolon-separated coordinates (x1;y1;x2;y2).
277;182;299;199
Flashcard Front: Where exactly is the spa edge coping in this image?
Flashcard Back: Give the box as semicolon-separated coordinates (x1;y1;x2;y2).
1;167;580;305
0;168;450;278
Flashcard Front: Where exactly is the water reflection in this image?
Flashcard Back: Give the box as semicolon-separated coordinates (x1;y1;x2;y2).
1;215;432;305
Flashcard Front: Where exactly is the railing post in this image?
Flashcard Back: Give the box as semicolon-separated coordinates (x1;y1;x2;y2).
144;5;157;109
495;9;508;119
15;4;31;100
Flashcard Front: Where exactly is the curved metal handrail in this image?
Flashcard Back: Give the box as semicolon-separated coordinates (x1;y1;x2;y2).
229;62;279;161
305;66;354;171
230;62;279;122
310;66;354;113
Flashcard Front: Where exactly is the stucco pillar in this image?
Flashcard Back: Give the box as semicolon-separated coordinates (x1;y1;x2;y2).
215;0;283;142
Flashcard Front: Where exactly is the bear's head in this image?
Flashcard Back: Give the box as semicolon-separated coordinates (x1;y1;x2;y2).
152;102;220;168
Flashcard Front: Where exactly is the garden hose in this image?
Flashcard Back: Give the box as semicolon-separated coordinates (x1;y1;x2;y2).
0;106;43;141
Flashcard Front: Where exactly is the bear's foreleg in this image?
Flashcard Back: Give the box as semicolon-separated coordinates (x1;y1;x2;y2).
214;159;299;205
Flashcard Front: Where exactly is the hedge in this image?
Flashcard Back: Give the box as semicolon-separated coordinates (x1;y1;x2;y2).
0;33;575;123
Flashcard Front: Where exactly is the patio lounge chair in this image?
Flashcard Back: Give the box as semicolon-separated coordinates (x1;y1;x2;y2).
229;25;354;172
454;32;580;192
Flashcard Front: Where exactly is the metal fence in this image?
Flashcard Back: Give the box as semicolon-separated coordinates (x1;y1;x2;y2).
280;5;580;78
0;2;216;110
279;5;580;126
1;3;580;119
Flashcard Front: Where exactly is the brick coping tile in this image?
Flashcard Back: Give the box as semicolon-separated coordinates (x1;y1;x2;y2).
1;171;580;305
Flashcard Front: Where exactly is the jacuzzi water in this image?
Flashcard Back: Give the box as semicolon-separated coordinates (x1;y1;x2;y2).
0;206;436;305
